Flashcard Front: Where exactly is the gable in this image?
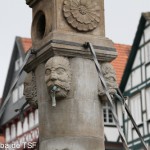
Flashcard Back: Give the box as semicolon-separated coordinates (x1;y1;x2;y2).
120;12;150;92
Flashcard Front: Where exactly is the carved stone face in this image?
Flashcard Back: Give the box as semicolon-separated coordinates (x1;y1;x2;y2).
23;72;38;108
45;56;71;99
98;62;118;100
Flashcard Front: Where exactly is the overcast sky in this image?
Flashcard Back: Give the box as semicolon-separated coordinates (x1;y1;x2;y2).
0;0;150;97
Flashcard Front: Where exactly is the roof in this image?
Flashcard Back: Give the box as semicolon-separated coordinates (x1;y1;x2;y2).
20;37;130;85
112;44;131;85
20;38;32;53
0;136;4;144
120;12;150;92
0;37;30;126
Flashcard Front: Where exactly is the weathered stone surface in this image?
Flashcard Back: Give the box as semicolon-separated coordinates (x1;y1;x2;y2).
24;0;117;73
24;35;117;72
98;62;118;101
35;58;105;150
25;0;116;149
31;0;105;44
45;56;71;100
23;72;38;108
63;0;100;31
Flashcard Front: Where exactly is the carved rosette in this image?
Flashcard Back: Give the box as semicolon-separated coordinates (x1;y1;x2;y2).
63;0;100;31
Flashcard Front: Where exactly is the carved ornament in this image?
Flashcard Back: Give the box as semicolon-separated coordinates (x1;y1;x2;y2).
23;72;38;108
45;56;71;100
63;0;100;31
98;62;118;101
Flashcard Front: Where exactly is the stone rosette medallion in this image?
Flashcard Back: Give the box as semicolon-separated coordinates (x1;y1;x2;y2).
63;0;100;31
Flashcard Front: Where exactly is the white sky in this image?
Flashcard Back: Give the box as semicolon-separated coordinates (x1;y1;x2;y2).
0;0;150;97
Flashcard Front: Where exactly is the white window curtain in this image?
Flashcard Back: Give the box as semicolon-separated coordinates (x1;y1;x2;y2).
146;64;150;79
12;88;18;103
145;43;150;63
130;93;142;124
132;50;141;68
23;117;29;133
35;109;39;125
17;121;22;136
11;124;16;140
144;25;150;42
5;127;11;142
132;68;141;87
29;112;35;129
146;87;150;119
125;76;132;91
15;58;23;71
19;84;24;99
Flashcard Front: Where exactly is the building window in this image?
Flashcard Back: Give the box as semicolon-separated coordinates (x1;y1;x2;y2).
15;57;23;71
19;84;24;99
11;124;16;140
35;109;39;125
145;43;150;63
29;112;35;129
12;84;24;103
146;87;150;119
139;35;144;46
141;47;145;63
132;68;141;87
17;121;22;136
125;76;132;91
127;121;132;142
103;102;114;124
23;117;29;133
12;88;18;103
146;64;150;79
132;50;141;68
5;127;11;142
130;93;142;124
144;25;150;42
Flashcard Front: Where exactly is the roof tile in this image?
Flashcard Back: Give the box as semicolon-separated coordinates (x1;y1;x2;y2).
21;38;32;53
0;136;4;143
112;43;131;85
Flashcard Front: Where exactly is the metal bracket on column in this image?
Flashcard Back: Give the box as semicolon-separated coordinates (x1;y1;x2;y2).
84;42;148;150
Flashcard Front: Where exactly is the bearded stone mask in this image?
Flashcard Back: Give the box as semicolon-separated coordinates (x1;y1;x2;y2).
45;56;71;99
98;62;118;101
23;72;38;108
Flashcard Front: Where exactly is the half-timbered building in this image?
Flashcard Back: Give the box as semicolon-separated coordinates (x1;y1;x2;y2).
0;36;131;149
0;37;39;150
120;12;150;150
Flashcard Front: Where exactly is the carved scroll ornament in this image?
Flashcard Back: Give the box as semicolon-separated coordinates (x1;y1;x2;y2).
63;0;100;31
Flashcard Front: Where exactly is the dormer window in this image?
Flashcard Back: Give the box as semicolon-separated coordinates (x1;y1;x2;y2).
12;84;24;103
15;57;23;71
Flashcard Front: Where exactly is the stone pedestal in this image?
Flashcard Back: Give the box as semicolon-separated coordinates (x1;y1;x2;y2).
25;0;118;150
35;58;104;150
